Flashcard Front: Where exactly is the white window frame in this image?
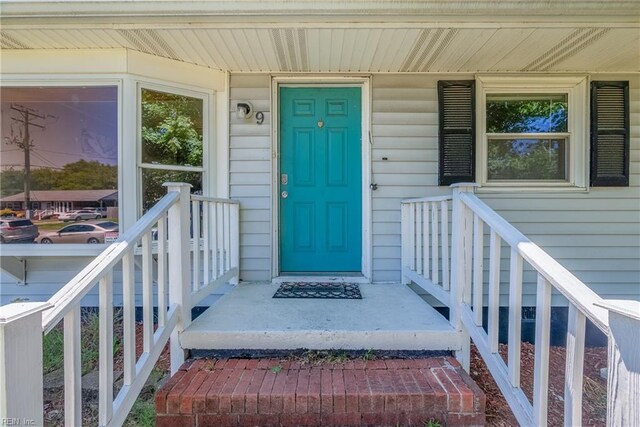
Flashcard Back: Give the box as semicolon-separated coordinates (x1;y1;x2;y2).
476;75;588;191
136;81;213;217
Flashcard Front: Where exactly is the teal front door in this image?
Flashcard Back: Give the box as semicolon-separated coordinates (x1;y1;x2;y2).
279;87;362;272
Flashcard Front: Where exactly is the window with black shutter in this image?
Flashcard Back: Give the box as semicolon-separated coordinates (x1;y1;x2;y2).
591;81;629;187
438;81;475;186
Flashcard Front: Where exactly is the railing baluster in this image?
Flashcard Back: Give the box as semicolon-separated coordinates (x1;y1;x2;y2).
409;202;416;271
217;202;224;276
192;200;200;292
488;229;501;353
203;202;210;285
99;271;114;425
423;203;430;279
122;251;136;386
565;304;586;427
212;202;219;278
64;305;82;426
533;274;551;426
142;232;153;353
431;202;439;285
415;203;423;275
472;215;484;326
508;249;523;387
157;216;167;327
440;200;450;290
224;202;231;271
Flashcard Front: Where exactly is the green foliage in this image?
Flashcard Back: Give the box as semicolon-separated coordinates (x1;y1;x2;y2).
423;418;442;427
270;365;282;373
0;160;117;197
123;399;156;427
363;349;377;361
487;96;567;133
488;139;564;180
43;327;64;374
140;89;203;167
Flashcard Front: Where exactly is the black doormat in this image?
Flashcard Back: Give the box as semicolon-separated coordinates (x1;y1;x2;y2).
273;282;362;299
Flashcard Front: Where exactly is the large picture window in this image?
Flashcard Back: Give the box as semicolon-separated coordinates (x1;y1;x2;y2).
0;86;119;244
477;76;587;189
139;88;205;212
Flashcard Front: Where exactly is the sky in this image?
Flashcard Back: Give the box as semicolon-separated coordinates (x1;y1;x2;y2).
1;86;118;171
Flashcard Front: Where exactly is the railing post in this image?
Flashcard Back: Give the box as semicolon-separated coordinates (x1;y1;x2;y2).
0;302;51;426
597;300;640;427
164;182;192;375
449;183;478;372
230;202;240;285
400;202;411;285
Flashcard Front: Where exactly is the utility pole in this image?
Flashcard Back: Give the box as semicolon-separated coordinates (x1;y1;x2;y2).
6;104;46;219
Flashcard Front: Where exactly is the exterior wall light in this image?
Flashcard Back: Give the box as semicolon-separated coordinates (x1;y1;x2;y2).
236;102;253;119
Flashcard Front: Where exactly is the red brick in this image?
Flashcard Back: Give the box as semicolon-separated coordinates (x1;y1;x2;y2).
320;368;333;414
167;369;200;414
321;412;362;426
445;412;486;426
296;369;310;414
244;369;266;414
342;369;359;413
245;359;259;370
237;413;279;427
219;368;243;413
307;367;322;414
331;368;346;413
432;367;462;413
279;413;321;427
155;370;186;413
257;370;276;414
269;369;287;414
155;414;194;427
180;370;208;414
206;369;232;413
282;369;299;413
234;359;249;370
187;358;208;371
192;370;219;414
231;370;253;413
365;359;386;370
362;411;398;426
197;413;238;426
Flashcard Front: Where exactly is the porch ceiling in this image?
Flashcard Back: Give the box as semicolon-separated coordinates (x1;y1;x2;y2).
1;2;638;74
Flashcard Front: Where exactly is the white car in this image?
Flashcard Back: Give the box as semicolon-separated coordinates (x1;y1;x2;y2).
58;210;103;222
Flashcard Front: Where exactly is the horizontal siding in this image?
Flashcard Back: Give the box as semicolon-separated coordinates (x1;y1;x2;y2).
371;73;640;303
229;74;272;281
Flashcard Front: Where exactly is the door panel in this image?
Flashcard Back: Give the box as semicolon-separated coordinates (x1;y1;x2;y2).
280;87;362;272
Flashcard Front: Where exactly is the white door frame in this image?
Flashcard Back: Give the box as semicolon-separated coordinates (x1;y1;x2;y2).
270;75;372;281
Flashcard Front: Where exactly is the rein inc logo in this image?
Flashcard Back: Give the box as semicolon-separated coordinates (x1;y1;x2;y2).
1;419;35;426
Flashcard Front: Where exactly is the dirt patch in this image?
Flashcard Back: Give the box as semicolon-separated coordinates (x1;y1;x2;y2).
470;342;607;426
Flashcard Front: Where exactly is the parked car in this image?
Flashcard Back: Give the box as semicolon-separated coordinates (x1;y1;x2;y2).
85;207;108;218
0;219;39;243
36;221;118;244
58;210;103;222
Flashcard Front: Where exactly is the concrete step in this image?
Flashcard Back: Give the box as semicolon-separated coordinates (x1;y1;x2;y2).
181;283;460;351
155;357;485;427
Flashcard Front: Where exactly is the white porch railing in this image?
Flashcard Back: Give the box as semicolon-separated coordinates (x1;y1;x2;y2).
0;183;240;426
401;184;639;427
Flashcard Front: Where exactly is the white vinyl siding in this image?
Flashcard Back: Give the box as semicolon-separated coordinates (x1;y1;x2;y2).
229;74;272;282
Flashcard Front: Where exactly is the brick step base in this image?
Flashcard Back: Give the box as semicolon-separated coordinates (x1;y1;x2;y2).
155;357;485;427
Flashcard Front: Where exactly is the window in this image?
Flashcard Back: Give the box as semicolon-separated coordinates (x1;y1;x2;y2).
477;76;588;189
0;86;119;243
138;87;206;212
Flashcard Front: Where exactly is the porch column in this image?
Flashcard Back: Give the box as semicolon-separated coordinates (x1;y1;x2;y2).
597;300;640;427
0;302;51;426
164;182;192;374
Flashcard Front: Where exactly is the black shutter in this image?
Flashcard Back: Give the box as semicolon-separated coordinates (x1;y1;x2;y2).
438;80;475;186
591;81;629;187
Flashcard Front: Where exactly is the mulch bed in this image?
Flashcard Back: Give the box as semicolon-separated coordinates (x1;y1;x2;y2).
469;342;608;426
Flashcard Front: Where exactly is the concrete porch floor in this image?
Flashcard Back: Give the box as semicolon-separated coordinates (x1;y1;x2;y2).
180;283;460;351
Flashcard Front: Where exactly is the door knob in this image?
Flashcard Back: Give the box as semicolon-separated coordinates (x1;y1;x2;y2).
281;191;288;199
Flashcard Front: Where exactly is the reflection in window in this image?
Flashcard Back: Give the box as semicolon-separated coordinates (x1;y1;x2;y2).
0;86;119;243
486;93;569;181
140;89;204;211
